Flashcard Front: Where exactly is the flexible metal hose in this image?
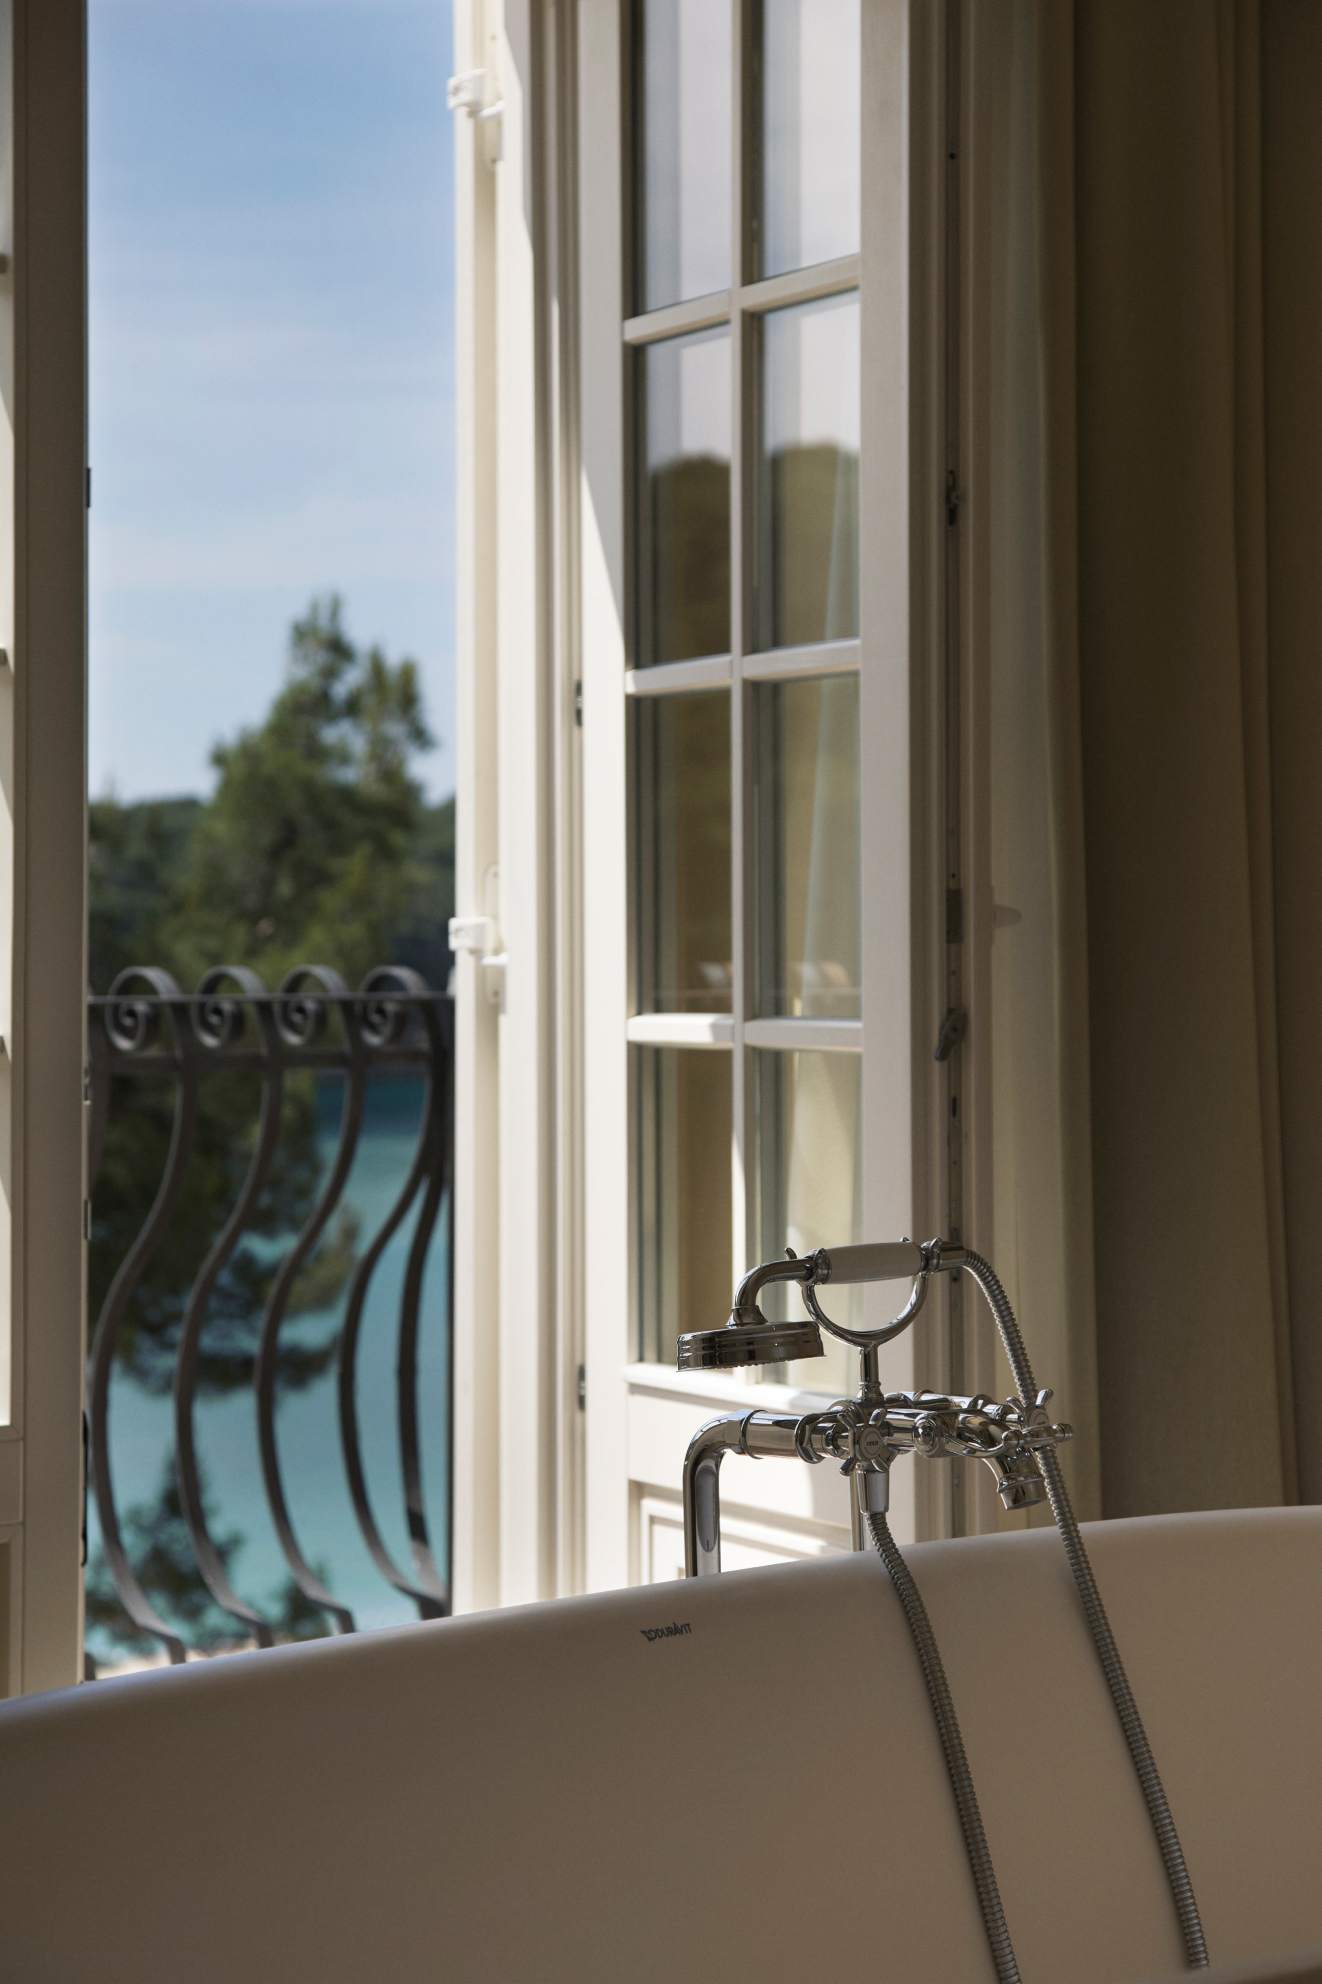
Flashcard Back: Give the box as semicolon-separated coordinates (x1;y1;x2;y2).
958;1249;1209;1971
866;1509;1022;1984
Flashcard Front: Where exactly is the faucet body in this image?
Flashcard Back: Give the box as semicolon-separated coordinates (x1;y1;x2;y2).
683;1387;1069;1577
674;1235;1209;1980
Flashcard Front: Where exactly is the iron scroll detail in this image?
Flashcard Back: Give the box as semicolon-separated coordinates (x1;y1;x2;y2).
86;964;454;1667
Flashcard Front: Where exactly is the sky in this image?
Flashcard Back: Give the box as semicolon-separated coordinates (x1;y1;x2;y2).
88;0;457;803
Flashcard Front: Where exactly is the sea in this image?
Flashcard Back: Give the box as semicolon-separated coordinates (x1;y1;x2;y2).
85;1073;451;1673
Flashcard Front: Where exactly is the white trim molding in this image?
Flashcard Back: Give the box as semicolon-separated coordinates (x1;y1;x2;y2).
450;0;504;1615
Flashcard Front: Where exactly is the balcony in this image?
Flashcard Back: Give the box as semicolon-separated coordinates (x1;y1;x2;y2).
84;965;453;1674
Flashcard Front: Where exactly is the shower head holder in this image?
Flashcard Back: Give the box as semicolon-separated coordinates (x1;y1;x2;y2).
800;1239;935;1360
675;1237;952;1379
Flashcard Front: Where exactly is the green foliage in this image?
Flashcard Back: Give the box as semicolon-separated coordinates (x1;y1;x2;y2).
85;1458;333;1661
89;596;451;1394
174;597;429;986
92;595;453;994
89;795;203;989
89;1071;354;1400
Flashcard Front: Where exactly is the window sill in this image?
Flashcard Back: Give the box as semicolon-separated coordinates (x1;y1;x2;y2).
621;1359;847;1417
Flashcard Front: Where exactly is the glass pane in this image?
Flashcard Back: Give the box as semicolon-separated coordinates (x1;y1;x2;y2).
638;328;731;666
636;1048;733;1362
634;694;732;1013
636;0;732;311
757;293;859;651
760;0;860;278
755;1049;862;1393
755;676;860;1018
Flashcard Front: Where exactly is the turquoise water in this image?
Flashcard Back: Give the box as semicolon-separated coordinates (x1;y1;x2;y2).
86;1075;451;1669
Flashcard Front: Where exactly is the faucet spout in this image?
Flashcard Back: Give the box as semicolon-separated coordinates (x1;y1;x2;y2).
682;1408;838;1575
683;1417;745;1577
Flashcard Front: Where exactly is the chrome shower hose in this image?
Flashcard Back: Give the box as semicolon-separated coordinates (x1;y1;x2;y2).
959;1249;1209;1972
866;1508;1022;1984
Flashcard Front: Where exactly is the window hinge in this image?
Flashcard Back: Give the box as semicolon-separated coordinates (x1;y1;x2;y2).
447;67;503;164
82;1197;92;1241
573;679;583;728
933;1005;967;1062
945;887;964;944
945;469;961;525
576;1362;586;1412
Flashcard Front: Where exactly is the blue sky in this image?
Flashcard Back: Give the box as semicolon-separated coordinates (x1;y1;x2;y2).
88;0;456;802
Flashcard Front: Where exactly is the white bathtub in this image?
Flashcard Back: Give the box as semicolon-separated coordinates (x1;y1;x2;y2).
0;1507;1317;1981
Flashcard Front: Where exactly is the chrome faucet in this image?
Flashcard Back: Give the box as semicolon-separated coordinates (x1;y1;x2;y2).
677;1236;1071;1576
676;1236;1209;1983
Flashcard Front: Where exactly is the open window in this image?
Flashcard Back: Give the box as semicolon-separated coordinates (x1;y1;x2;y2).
574;0;953;1587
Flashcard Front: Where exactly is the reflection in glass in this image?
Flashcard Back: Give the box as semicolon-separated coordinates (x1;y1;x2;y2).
639;328;731;666
755;675;860;1018
756;1048;862;1390
757;293;859;651
634;694;732;1013
636;0;731;311
636;1047;733;1363
760;0;860;278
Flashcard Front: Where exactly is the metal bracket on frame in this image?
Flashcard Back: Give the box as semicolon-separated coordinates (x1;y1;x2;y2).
449;866;507;1011
447;66;504;165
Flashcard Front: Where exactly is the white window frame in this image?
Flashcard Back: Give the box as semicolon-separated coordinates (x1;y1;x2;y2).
0;0;89;1696
576;0;958;1590
451;0;972;1598
452;0;586;1610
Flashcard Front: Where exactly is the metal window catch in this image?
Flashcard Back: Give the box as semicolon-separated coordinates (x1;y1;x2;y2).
447;914;507;1010
934;1004;967;1061
447;67;503;163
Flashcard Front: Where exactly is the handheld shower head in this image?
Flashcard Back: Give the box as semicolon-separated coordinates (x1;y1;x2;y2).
676;1314;824;1371
676;1238;941;1377
676;1250;823;1371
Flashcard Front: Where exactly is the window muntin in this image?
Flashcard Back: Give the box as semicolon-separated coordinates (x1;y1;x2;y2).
628;0;861;1366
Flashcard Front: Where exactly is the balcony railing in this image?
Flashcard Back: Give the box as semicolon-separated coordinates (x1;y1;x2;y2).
85;965;453;1672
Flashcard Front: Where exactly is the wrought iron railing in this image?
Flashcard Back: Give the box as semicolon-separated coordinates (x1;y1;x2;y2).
85;965;453;1671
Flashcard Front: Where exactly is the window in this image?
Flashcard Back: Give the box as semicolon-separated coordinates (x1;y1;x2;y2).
580;0;935;1586
626;0;863;1389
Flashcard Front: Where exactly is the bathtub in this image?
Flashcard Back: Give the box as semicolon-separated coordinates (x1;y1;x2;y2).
0;1506;1317;1981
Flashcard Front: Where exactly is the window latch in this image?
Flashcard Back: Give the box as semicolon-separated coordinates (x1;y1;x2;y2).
933;1005;968;1062
447;67;503;163
448;911;507;1011
946;469;961;525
